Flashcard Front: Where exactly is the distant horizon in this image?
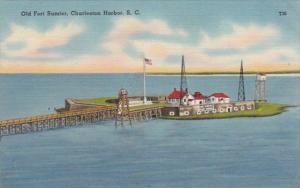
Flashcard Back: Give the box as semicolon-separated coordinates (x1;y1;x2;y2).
1;70;300;75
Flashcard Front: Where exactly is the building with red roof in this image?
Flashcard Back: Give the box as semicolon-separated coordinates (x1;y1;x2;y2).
193;92;206;105
207;92;230;104
167;89;230;106
167;88;186;105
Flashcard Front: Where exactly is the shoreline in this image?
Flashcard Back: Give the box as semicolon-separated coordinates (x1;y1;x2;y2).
148;73;300;77
148;71;300;75
160;103;290;120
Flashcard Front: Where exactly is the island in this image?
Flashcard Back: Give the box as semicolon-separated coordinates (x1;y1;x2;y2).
57;60;290;122
71;96;289;120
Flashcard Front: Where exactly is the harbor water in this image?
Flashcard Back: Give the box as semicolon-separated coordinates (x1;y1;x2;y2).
0;74;299;188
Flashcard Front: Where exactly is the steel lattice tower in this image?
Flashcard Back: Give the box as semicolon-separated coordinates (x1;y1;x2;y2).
255;73;267;101
115;89;132;127
238;60;246;101
180;55;188;105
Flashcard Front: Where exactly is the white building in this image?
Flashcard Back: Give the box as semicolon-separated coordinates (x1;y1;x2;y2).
206;93;230;104
182;94;195;106
193;92;206;105
168;89;230;106
167;88;186;105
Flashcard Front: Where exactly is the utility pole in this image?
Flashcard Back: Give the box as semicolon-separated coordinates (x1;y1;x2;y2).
143;58;146;104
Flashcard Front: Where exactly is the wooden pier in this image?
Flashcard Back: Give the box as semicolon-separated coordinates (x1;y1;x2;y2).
0;106;163;137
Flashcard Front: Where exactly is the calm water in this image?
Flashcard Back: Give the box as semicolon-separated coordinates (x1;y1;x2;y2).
0;74;299;188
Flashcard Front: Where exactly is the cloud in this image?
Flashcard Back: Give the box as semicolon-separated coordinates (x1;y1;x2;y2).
130;26;298;71
131;39;216;68
102;17;188;53
0;19;298;73
241;47;299;65
200;24;279;50
0;22;84;58
131;40;183;60
0;17;189;73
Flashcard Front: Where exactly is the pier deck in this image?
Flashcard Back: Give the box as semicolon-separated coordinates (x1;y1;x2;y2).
0;106;163;137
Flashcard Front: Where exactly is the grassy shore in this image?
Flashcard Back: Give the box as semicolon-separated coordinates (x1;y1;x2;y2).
77;97;117;106
130;102;167;111
161;102;290;120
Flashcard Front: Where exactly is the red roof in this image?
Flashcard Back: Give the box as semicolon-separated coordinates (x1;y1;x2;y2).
193;92;206;100
210;93;229;98
168;88;186;99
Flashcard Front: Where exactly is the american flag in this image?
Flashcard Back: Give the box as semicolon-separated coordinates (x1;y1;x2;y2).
144;58;152;65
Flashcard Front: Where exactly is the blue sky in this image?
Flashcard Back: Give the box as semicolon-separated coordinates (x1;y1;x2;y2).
0;0;299;73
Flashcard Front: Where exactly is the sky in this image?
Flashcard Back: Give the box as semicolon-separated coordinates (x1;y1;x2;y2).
0;0;299;73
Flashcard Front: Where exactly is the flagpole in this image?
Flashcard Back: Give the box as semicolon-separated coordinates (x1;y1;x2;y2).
143;57;146;104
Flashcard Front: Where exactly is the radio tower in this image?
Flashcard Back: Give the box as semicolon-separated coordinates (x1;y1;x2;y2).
180;55;188;105
115;88;132;126
238;60;246;101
